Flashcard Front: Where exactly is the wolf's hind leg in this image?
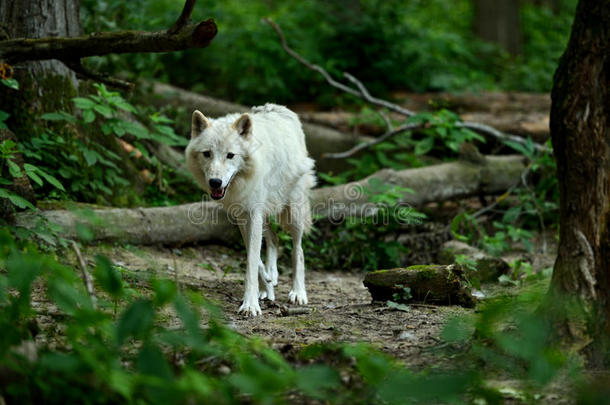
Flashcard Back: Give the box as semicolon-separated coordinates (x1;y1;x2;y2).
264;225;279;286
283;205;308;305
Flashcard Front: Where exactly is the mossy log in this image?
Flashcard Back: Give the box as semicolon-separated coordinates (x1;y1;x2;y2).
363;265;476;307
14;154;526;245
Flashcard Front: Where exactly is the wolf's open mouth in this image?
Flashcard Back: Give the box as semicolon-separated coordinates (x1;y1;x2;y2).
210;187;226;200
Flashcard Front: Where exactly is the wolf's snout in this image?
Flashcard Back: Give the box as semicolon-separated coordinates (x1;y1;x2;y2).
209;178;222;189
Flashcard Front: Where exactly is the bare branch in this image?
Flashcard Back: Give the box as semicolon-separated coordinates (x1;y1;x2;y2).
71;241;97;309
323;122;425;159
378;111;393;132
343;72;415;116
265;19;546;154
456;121;546;152
168;0;197;35
264;18;361;98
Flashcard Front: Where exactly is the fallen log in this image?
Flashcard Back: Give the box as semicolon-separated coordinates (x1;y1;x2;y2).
16;202;240;245
313;154;526;218
363;264;476;307
298;110;550;143
15;154;526;245
150;82;372;173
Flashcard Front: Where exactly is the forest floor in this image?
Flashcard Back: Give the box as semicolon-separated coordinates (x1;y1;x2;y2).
36;236;553;366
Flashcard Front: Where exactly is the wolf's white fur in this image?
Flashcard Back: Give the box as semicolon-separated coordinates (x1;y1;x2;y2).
186;104;316;316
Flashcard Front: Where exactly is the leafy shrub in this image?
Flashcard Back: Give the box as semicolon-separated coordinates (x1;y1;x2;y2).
20;83;188;206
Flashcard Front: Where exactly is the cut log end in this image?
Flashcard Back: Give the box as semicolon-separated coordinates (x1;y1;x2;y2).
363;264;476;308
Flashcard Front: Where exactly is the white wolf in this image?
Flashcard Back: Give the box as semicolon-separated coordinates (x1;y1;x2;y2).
186;104;316;316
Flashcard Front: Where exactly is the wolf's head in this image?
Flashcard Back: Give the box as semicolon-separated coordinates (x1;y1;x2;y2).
185;110;256;200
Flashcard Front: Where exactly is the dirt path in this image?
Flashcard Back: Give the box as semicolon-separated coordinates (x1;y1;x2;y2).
83;244;470;368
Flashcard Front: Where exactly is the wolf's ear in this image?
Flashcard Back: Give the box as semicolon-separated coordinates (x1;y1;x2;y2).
191;110;211;138
233;113;252;138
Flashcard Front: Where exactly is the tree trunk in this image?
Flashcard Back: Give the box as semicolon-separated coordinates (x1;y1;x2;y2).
548;0;610;364
473;0;522;54
0;0;82;134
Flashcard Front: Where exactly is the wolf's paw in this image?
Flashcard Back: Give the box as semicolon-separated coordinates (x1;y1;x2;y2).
259;284;275;301
238;299;262;317
268;267;279;286
288;289;308;305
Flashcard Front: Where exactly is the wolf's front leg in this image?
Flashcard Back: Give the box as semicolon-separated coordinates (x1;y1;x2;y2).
238;213;263;316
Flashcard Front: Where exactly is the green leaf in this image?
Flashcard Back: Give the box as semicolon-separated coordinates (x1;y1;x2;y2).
0;188;35;209
117;299;155;344
82;148;98;166
414;136;434;155
48;276;91;315
1;78;19;90
73;97;96;110
33;166;66;191
93;104;114;118
112;98;137;113
25;168;43;186
296;365;340;399
122;121;149;139
39;352;81;373
7;159;22;178
386;300;410;312
173;294;200;340
41;111;77;123
0;110;9;129
83;109;96;123
151;279;177;307
94;255;123;298
137;343;173;380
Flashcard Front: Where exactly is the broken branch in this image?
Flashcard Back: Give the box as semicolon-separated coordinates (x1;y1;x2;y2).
323;122;426;159
168;0;197;35
0;15;216;64
71;241;97;309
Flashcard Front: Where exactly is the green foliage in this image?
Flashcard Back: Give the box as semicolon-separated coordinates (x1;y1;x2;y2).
20;83;187;205
0;139;64;210
450;138;557;257
0;230;528;404
80;0;576;105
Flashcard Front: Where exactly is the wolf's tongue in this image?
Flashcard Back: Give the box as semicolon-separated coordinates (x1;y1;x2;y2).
211;188;224;198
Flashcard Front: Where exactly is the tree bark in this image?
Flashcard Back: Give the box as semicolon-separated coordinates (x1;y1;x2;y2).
548;0;610;363
0;0;82;134
473;0;522;54
14;154;527;245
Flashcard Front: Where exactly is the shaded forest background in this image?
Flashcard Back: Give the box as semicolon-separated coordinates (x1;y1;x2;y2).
4;0;610;404
82;0;575;105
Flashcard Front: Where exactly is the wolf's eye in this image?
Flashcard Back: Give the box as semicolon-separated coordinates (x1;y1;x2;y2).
226;153;235;159
202;151;211;158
